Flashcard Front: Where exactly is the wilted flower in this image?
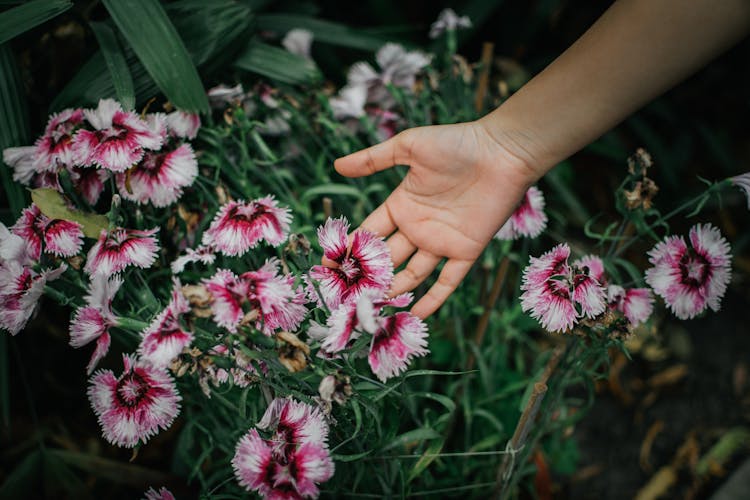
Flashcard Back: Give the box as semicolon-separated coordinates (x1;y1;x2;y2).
84;227;160;276
429;8;472;39
138;279;194;368
729;172;750;209
116;143;198;207
88;354;181;448
645;223;731;320
520;244;607;333
309;216;393;310
180;283;213;318
143;487;175;500
232;398;333;499
203;259;307;335
277;330;310;372
202;197;292;256
495;186;548;240
70;274;124;373
318;372;352;406
73;99;162;172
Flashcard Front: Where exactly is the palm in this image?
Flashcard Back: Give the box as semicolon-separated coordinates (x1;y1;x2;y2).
335;122;534;318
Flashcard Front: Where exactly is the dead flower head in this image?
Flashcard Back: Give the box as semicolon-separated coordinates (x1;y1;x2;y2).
318;372;353;406
277;331;310;372
181;284;214;318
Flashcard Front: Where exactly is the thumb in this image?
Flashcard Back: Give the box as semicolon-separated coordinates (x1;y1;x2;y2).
334;129;414;178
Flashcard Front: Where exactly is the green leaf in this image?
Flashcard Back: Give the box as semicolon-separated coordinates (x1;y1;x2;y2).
102;0;208;112
411;392;456;413
0;0;72;46
256;14;387;51
31;188;108;238
381;428;441;451
90;22;134;110
332;450;373;462
235;40;321;85
407;438;445;482
0;44;28;217
301;183;367;204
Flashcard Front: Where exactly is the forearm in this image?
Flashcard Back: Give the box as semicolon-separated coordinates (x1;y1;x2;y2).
480;0;750;178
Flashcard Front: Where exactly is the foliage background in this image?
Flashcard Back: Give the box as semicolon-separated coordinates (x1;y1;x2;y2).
1;0;749;498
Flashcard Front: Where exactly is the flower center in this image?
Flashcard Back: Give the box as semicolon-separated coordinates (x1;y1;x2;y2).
339;257;362;283
116;372;147;407
679;250;709;287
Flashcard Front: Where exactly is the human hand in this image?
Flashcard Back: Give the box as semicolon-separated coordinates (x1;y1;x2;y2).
333;120;540;318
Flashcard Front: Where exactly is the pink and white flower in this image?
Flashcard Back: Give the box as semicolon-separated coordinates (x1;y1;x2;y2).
165;110;201;140
495;186;548;240
309;217;393;310
73;99;162;172
645;223;732;320
282;28;314;59
571;254;605;283
138;279;193;368
607;285;654;326
368;310;428;382
204;260;307;335
84;227;160;276
68;166;110;206
116;144;198;207
729;172;750;209
88;354;181;448
232;398;333;499
520;244;607;333
0;262;66;335
69;273;123;373
202;197;292;256
34;108;85;171
11;203;86;259
143;487;175;500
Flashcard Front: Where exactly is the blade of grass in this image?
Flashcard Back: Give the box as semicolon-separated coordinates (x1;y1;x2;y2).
0;44;29;217
0;0;72;45
90;22;134;110
102;0;208;112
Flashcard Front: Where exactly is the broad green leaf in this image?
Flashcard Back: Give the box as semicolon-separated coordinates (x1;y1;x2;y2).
31;188;108;238
235;40;321;85
0;0;72;46
0;44;29;216
256;14;387;51
102;0;208;113
90;22;134;110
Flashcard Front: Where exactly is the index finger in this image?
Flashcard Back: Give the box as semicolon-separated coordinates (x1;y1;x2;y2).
410;259;474;319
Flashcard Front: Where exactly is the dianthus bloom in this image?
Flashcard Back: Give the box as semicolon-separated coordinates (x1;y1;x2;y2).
202;197;291;256
69;274;123;373
88;354;181;448
429;8;472;39
143;487;175;500
84;227;159;276
116;144;198;207
203;259;307;335
495;186;548;240
0;262;66;335
138;279;193;368
232;398;334;499
645;223;731;320
729;172;750;210
11;204;84;259
520;244;607;333
73;99;162;172
34;108;86;171
309;217;393;310
309;291;427;382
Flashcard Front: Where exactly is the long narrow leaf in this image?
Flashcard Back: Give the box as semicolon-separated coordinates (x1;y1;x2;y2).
102;0;208;112
256;14;388;51
90;22;134;110
0;44;29;217
0;0;72;45
235;40;321;85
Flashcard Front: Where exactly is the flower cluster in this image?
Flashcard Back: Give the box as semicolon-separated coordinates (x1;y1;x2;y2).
309;217;429;382
233;397;334;499
330;43;431;140
3;98;199;207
